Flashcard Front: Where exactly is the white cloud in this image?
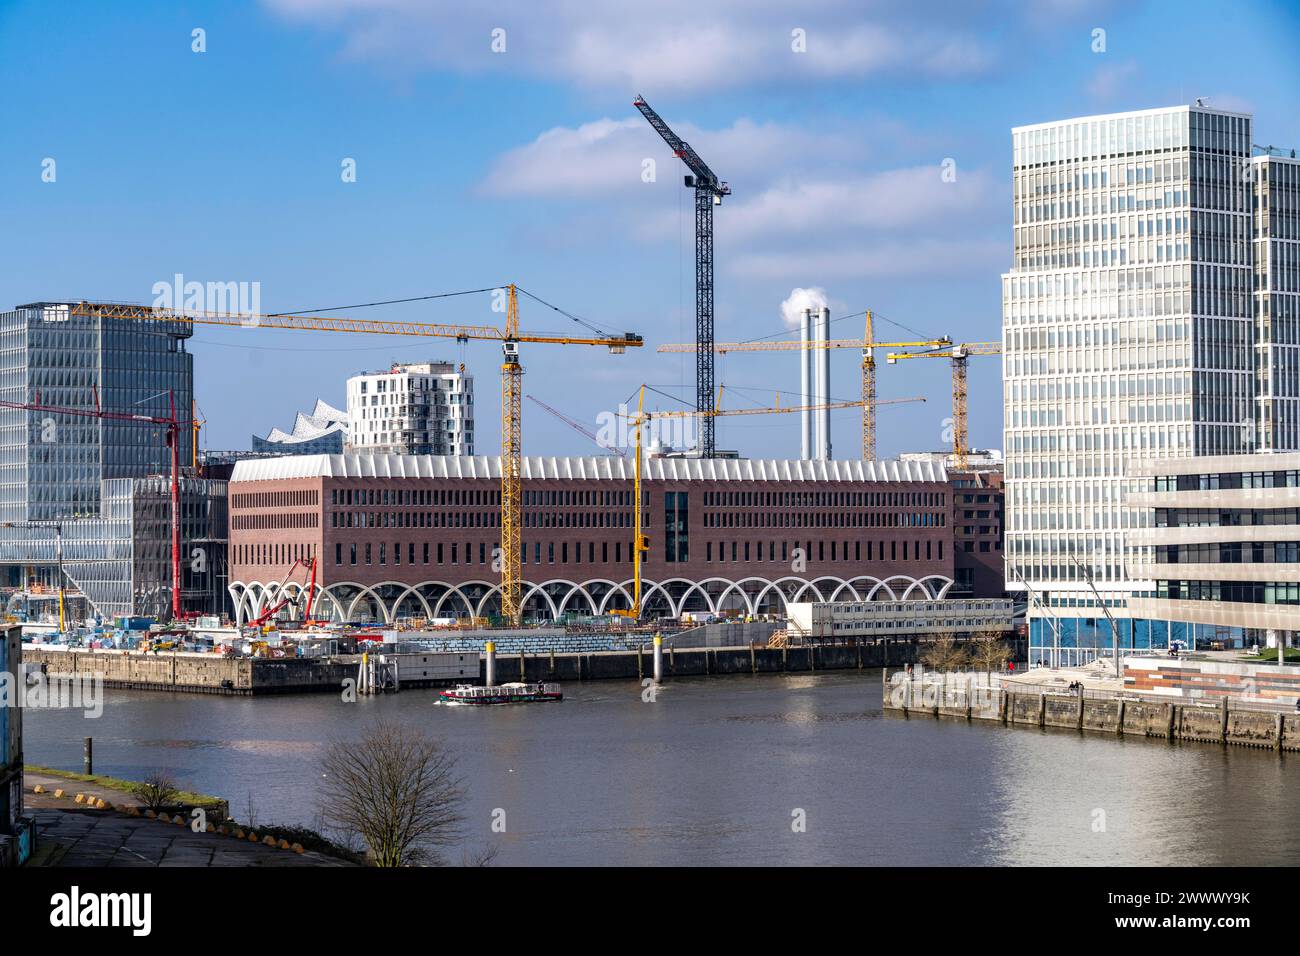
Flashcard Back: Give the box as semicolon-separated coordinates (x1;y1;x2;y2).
261;0;1006;92
779;287;830;328
482;111;1005;283
731;237;1007;280
481;115;874;199
720;166;1000;242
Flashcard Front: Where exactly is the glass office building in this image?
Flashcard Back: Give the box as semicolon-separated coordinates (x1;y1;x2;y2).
0;302;225;620
1252;151;1300;451
1002;106;1266;661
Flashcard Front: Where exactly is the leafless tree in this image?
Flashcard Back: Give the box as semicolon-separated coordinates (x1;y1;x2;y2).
968;631;1012;671
319;720;465;867
919;635;971;671
461;844;500;867
133;770;179;811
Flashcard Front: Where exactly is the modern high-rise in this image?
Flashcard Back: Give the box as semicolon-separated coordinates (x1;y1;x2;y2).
0;302;228;621
1251;149;1300;451
346;362;474;456
1002;106;1275;659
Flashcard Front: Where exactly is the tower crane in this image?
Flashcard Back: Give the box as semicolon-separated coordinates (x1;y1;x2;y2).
658;314;949;459
634;94;730;459
71;287;642;626
526;394;626;457
885;342;1002;470
0;390;187;622
611;389;926;621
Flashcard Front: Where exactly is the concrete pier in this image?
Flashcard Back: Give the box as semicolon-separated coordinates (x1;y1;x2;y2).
883;670;1300;753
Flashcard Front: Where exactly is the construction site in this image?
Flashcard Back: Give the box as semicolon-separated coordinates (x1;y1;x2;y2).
1;96;1011;689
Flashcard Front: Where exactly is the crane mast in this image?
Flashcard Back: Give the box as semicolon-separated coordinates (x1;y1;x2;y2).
634;94;730;459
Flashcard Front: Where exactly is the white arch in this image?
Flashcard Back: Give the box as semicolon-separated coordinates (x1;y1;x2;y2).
864;580;898;600
597;582;634;615
905;574;956;599
753;576;812;614
558;582;598;616
827;580;863;603
391;584;434;620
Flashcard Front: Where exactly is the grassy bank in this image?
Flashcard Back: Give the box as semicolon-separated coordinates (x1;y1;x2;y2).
26;765;228;813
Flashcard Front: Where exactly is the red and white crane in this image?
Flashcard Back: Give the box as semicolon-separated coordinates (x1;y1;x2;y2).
0;389;189;622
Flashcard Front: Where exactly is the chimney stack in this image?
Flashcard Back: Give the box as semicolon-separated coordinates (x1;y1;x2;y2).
813;306;832;459
800;308;813;459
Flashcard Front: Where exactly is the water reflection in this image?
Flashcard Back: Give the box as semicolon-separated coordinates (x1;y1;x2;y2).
23;672;1300;866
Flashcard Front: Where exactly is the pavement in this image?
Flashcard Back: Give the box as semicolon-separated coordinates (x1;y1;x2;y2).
24;774;353;867
1003;659;1125;692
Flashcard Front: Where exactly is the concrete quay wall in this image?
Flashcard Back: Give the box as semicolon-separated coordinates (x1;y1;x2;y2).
886;674;1300;752
21;639;928;696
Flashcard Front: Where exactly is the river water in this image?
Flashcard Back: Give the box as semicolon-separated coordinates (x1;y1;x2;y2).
22;672;1300;866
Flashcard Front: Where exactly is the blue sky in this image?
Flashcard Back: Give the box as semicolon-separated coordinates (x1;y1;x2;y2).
1;0;1297;459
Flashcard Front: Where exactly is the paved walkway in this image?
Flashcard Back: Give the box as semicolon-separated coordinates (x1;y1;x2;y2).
25;778;352;867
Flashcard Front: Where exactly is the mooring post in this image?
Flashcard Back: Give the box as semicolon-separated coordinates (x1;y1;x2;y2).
1117;698;1126;735
83;736;93;776
1276;712;1285;752
1220;697;1229;744
653;634;663;685
1167;704;1177;741
1038;693;1047;727
549;647;556;678
750;643;756;675
485;641;496;688
637;644;643;680
1077;691;1085;731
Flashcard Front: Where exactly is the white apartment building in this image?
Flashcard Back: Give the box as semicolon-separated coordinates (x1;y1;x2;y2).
346;362;474;456
1002;105;1277;661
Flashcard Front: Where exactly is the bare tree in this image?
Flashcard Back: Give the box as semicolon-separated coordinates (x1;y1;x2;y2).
968;631;1012;671
319;720;465;867
919;635;971;671
133;770;179;811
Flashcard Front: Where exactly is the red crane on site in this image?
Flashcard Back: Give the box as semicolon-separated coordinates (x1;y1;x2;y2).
0;389;189;622
247;556;317;628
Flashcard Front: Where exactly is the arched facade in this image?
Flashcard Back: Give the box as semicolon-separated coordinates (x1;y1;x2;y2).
228;572;955;626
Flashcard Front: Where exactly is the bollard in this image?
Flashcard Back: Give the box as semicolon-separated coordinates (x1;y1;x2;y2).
84;736;93;776
653;634;663;684
637;645;644;680
485;641;496;688
750;643;757;675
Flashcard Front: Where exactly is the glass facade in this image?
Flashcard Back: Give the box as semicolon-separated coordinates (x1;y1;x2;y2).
0;302;223;619
1003;108;1269;662
1252;154;1300;450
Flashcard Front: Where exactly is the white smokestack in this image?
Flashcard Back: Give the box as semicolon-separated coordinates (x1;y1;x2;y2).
780;288;830;461
819;306;832;459
800;308;812;459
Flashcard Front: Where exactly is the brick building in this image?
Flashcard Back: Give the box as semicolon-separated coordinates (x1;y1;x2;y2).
227;454;956;624
950;469;1006;599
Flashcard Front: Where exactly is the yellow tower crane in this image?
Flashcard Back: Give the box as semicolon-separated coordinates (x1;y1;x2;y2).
70;287;642;626
610;388;927;621
658;315;949;459
885;342;1001;470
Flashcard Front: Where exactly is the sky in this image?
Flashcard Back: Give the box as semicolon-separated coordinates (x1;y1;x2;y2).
1;0;1297;460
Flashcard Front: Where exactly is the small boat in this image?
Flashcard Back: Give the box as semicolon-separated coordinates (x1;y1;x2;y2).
437;681;563;706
